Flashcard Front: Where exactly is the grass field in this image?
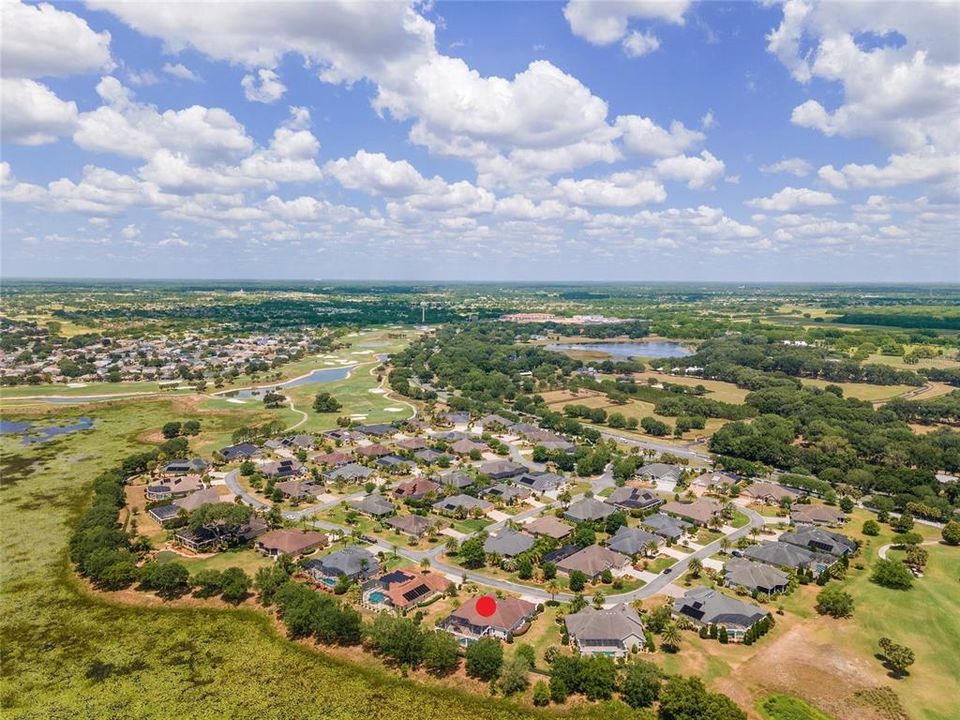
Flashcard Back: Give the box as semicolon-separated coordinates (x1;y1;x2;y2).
800;379;914;402
540;389;728;441
0;398;614;720
757;694;834;720
630;372;750;404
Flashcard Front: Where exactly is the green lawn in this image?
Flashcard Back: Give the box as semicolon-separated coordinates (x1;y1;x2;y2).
648;556;678;573
449;517;494;534
757;694;834;720
730;511;750;529
157;548;275;576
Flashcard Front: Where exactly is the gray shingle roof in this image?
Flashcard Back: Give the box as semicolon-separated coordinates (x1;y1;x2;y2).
565;497;616;523
565;603;645;645
606;526;662;555
723;558;789;593
673;587;766;630
306;546;379;578
483;529;535;557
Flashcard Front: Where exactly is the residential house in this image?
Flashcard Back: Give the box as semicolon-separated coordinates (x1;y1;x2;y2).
304;546;380;583
742;541;832;573
779;526;857;557
385;514;435;539
636;463;682;484
146;474;204;501
163;458;209;476
661;498;722;527
261;459;304;478
257;529;328;558
479;460;527;481
349;493;395;518
377;571;452;611
147;503;183;525
741;481;800;505
483;529;535;557
435;470;474;490
173;487;229;514
432;494;492;516
640;513;693;540
565;603;646;657
475;414;512;431
515;471;564;494
605;486;663;512
314;451;352;468
606;526;663;557
557;544;630;579
395;437;427;451
541;543;581;565
393;477;440;501
790;504;847;527
356;444;391;459
524;516;573;541
484;483;531;504
323;462;374;483
723;558;789;595
440;596;537;645
220;442;260;462
690;471;739;494
673;588;767;642
375;455;414;472
565;497;617;523
275;480;319;500
355;423;396;438
414;448;445;464
450;438;487;456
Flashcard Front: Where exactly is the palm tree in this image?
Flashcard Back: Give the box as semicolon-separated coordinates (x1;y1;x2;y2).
546;580;560;603
720;537;730;554
688;558;703;579
662;623;682;653
645;540;660;557
592;591;606;609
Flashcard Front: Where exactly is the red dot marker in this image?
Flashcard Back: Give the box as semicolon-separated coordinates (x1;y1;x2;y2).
475;595;497;617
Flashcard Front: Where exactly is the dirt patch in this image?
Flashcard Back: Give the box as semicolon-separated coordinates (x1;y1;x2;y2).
733;620;896;720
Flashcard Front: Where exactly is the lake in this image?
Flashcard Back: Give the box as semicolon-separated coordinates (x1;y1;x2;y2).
0;416;95;444
546;341;693;359
220;366;354;399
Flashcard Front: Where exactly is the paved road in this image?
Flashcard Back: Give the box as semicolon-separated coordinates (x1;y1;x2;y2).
223;469;270;510
598;429;712;462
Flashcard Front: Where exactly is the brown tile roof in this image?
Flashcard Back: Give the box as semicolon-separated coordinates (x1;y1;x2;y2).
395;438;427;450
661;498;722;525
557;544;630;577
449;596;536;632
393;477;441;499
314;451;352;467
790;504;846;525
257;529;327;555
525;516;574;539
385;572;451;609
356;444;391;457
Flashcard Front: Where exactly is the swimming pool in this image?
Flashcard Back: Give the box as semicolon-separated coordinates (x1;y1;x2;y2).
368;591;387;604
321;577;337;587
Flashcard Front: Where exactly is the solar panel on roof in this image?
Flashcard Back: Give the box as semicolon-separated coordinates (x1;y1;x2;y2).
402;584;431;602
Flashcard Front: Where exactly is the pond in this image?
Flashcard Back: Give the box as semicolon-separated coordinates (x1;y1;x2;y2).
220;366;354;399
0;416;95;445
546;341;694;359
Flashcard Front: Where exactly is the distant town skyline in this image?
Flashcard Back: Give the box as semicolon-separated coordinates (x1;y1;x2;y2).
2;1;958;281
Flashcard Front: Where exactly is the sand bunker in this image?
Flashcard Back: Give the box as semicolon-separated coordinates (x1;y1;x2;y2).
384;407;404;413
368;388;386;394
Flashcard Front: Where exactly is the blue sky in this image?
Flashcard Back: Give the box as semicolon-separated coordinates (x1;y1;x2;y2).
1;0;958;281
